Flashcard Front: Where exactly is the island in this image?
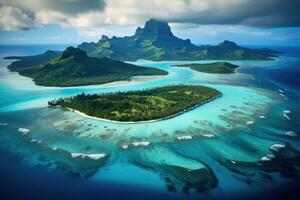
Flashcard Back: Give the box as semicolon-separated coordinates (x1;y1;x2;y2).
174;62;239;74
78;19;277;61
5;47;167;87
4;19;278;88
48;85;221;122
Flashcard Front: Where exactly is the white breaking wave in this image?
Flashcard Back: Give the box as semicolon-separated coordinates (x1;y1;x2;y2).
177;135;192;140
259;154;275;162
283;110;291;114
270;144;286;152
279;93;288;100
202;134;215;138
278;89;284;93
132;141;150;147
246;121;254;125
120;144;129;149
30;139;42;144
283;113;291;120
259;115;265;119
18;128;30;135
259;156;271;162
285;131;297;137
71;153;106;160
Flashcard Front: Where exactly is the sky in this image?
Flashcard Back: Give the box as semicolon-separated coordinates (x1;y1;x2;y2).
0;0;299;46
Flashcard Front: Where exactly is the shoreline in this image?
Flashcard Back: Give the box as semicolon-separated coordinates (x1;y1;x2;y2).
98;75;165;87
63;93;222;124
4;58;166;89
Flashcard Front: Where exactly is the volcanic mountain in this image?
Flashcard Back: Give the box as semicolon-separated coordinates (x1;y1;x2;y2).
78;19;276;61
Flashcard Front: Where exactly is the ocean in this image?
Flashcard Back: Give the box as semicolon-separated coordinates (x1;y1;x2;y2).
0;44;300;200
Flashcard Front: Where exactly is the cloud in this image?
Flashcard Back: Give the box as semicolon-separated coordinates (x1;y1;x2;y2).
0;0;106;30
1;0;106;16
0;6;35;31
0;0;299;32
100;0;300;28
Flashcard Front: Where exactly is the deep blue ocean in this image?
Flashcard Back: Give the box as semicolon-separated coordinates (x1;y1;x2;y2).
0;44;300;200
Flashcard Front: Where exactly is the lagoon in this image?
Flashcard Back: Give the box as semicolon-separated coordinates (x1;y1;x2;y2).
0;45;300;199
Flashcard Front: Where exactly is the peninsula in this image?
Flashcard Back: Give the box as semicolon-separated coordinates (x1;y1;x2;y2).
174;62;239;74
5;47;167;87
48;85;221;122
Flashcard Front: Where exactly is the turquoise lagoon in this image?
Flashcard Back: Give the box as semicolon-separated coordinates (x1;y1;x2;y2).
0;45;300;199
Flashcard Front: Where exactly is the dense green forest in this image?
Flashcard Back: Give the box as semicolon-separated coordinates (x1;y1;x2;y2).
175;62;239;74
5;47;167;87
49;85;221;122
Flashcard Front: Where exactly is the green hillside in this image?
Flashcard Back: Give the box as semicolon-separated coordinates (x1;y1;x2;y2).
175;62;239;74
78;19;276;61
5;47;167;87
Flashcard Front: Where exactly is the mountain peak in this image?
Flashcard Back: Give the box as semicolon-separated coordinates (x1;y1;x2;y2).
219;40;238;47
101;35;109;40
135;18;173;38
144;18;169;29
61;46;86;59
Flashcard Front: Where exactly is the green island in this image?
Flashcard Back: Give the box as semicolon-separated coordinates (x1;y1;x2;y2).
174;62;239;74
5;47;167;87
48;85;221;122
78;19;277;61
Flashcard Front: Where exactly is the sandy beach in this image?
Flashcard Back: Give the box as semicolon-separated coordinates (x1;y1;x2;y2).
99;75;165;87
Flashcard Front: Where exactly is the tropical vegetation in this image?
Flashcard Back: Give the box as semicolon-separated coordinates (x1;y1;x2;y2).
48;85;221;121
175;62;239;74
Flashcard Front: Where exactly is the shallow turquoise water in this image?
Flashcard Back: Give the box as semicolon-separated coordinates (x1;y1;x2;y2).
0;46;300;199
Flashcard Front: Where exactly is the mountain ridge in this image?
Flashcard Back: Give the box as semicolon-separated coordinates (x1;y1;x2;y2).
78;18;277;61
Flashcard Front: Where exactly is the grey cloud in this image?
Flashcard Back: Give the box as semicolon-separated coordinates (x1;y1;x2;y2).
0;6;35;31
31;0;106;16
0;0;106;31
1;0;106;15
0;0;299;32
164;0;300;28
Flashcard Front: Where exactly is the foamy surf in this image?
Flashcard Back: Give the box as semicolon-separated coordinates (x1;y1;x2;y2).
285;131;297;137
270;144;286;152
18;128;30;135
283;113;291;120
259;156;271;162
279;92;288;100
71;153;106;160
259;154;275;162
177;135;193;140
246;121;254;125
30;139;42;144
132;141;150;147
202;134;215;138
120;144;129;149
